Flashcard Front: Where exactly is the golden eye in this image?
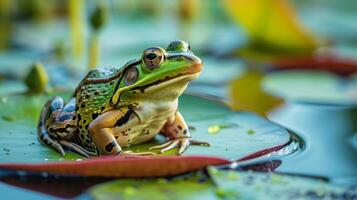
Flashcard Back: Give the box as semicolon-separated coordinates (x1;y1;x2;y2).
142;47;165;70
124;67;138;85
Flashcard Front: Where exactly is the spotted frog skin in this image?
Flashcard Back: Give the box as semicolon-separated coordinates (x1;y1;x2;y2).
38;40;209;157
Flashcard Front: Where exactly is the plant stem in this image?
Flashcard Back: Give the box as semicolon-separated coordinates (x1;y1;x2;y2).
88;32;99;69
69;0;84;58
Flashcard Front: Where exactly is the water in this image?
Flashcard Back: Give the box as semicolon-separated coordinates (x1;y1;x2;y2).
269;102;357;184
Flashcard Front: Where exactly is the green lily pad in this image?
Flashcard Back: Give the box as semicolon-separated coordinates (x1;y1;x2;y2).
0;92;295;163
208;168;356;200
87;168;355;200
0;80;27;97
263;70;357;106
88;171;216;200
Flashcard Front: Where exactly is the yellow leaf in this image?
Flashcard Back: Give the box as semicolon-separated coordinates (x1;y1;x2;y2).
228;70;283;116
222;0;320;55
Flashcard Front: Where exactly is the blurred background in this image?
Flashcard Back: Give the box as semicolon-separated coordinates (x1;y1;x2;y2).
0;0;356;185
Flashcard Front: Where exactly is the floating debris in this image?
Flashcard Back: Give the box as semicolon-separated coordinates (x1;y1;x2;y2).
28;142;36;146
246;129;256;135
2;115;16;121
215;187;240;199
2;147;10;152
208;125;220;134
208;123;234;134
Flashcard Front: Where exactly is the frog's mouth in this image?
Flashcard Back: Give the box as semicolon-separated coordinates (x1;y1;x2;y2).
131;62;202;93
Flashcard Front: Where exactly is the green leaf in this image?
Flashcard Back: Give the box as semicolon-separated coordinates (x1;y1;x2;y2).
88;171;218;200
87;168;354;200
222;0;320;58
208;167;355;200
0;93;294;163
262;70;357;106
228;70;284;116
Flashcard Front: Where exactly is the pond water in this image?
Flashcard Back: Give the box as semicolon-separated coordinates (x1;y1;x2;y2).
269;102;357;184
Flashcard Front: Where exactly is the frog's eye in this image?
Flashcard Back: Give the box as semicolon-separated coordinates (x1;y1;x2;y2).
123;67;138;86
142;47;165;70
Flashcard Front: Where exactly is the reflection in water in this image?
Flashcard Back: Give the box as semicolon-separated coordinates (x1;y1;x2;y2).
269;102;357;184
0;172;112;199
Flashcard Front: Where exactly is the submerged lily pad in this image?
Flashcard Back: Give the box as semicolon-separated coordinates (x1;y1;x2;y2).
0;92;294;164
263;70;357;106
209;168;357;200
87;167;356;200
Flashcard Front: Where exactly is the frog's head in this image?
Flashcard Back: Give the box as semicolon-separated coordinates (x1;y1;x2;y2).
111;40;202;106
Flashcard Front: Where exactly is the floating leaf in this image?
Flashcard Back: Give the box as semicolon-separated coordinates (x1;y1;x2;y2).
262;70;357;106
208;167;356;200
228;70;284;115
207;123;234;135
222;0;320;56
88;171;216;200
85;168;355;200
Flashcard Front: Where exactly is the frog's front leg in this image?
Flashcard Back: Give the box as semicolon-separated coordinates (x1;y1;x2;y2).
88;108;155;156
149;111;210;155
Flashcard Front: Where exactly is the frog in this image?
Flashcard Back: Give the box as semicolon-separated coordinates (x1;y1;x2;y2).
37;40;209;158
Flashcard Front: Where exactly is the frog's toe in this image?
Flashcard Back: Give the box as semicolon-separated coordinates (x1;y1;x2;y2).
55;144;65;157
148;141;173;150
58;140;92;158
160;140;180;153
178;139;190;155
122;150;156;156
42;135;65;156
149;138;210;155
149;139;182;154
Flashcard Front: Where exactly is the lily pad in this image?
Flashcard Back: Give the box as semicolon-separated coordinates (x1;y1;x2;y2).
0;80;27;97
87;168;356;200
0;92;294;163
263;70;357;106
208;168;356;200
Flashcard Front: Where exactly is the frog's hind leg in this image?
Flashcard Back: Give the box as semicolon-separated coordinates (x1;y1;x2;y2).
38;97;66;156
38;96;86;157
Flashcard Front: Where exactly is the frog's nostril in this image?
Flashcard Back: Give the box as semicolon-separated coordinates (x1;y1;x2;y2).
145;53;158;60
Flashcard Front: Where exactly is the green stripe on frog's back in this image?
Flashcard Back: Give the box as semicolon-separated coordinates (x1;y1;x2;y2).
75;67;121;149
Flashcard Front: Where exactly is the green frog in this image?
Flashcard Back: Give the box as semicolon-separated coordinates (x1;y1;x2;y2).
38;40;209;157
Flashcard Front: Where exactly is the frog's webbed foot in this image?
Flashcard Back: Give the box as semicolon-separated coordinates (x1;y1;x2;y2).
149;138;210;155
121;150;156;156
40;134;66;156
58;140;97;158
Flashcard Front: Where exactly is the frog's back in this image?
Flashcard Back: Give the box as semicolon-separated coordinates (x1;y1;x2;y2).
74;67;121;149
